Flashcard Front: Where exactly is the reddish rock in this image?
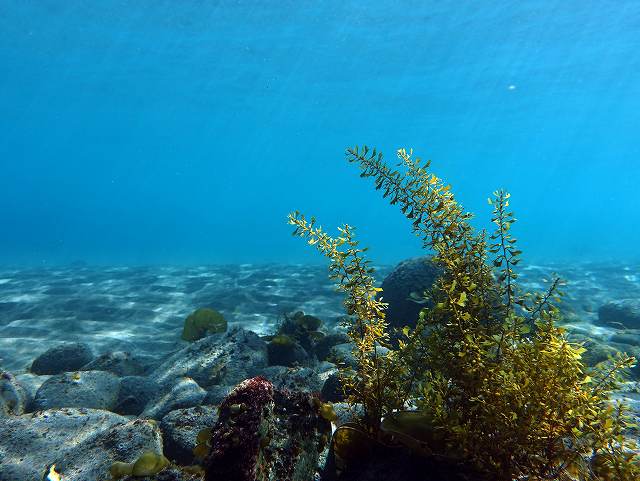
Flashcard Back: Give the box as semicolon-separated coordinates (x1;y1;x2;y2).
204;376;330;481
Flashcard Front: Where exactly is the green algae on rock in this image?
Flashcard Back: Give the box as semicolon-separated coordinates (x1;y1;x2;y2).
110;451;170;479
181;308;227;342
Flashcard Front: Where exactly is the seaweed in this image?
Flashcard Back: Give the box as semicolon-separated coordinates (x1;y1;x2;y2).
289;146;639;480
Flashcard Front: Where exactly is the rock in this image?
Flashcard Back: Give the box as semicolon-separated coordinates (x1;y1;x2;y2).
142;377;207;420
14;372;48;402
315;332;350;361
260;366;324;392
609;331;640;347
580;340;619;367
115;375;159;416
204;385;233;406
598;299;640;329
204;376;331;481
379;256;441;329
182;307;227;342
321;372;345;402
81;351;148;376
267;335;311;367
33;370;120;411
328;343;357;369
30;342;95;375
0;408;162;481
150;327;268;389
0;371;30;415
160;405;218;465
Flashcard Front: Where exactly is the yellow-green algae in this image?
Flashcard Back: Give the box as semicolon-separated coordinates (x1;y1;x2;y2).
109;451;169;479
181;308;227;342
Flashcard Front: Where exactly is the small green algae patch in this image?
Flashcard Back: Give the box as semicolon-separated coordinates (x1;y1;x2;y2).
181;308;227;342
109;451;169;479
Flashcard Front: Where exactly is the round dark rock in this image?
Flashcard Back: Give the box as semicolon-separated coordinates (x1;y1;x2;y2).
267;335;311;367
379;256;441;330
598;299;640;329
30;342;95;375
260;366;323;392
321;372;344;402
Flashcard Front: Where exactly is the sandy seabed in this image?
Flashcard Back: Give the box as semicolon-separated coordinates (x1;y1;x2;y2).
0;261;638;373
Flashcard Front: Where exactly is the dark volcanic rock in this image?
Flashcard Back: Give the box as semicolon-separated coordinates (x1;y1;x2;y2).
204;376;331;481
30;342;94;375
321;372;344;402
267;336;311;367
598;299;640;329
379;256;441;329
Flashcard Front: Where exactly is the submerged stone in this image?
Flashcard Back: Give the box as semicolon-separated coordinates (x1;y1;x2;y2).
598;299;640;330
33;370;120;411
30;342;95;375
378;256;442;330
0;408;162;481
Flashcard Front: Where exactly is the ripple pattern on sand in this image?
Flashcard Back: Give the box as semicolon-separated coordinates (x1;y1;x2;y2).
0;262;638;372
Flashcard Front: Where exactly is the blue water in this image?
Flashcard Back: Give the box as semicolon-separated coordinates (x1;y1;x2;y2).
1;1;639;266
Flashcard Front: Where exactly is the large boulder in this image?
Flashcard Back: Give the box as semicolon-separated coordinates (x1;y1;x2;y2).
0;408;162;481
204;376;331;481
598;299;640;330
378;256;441;329
149;327;268;389
30;342;94;375
33;370;120;411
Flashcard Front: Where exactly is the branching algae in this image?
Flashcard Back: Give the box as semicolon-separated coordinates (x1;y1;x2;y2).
289;146;639;480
